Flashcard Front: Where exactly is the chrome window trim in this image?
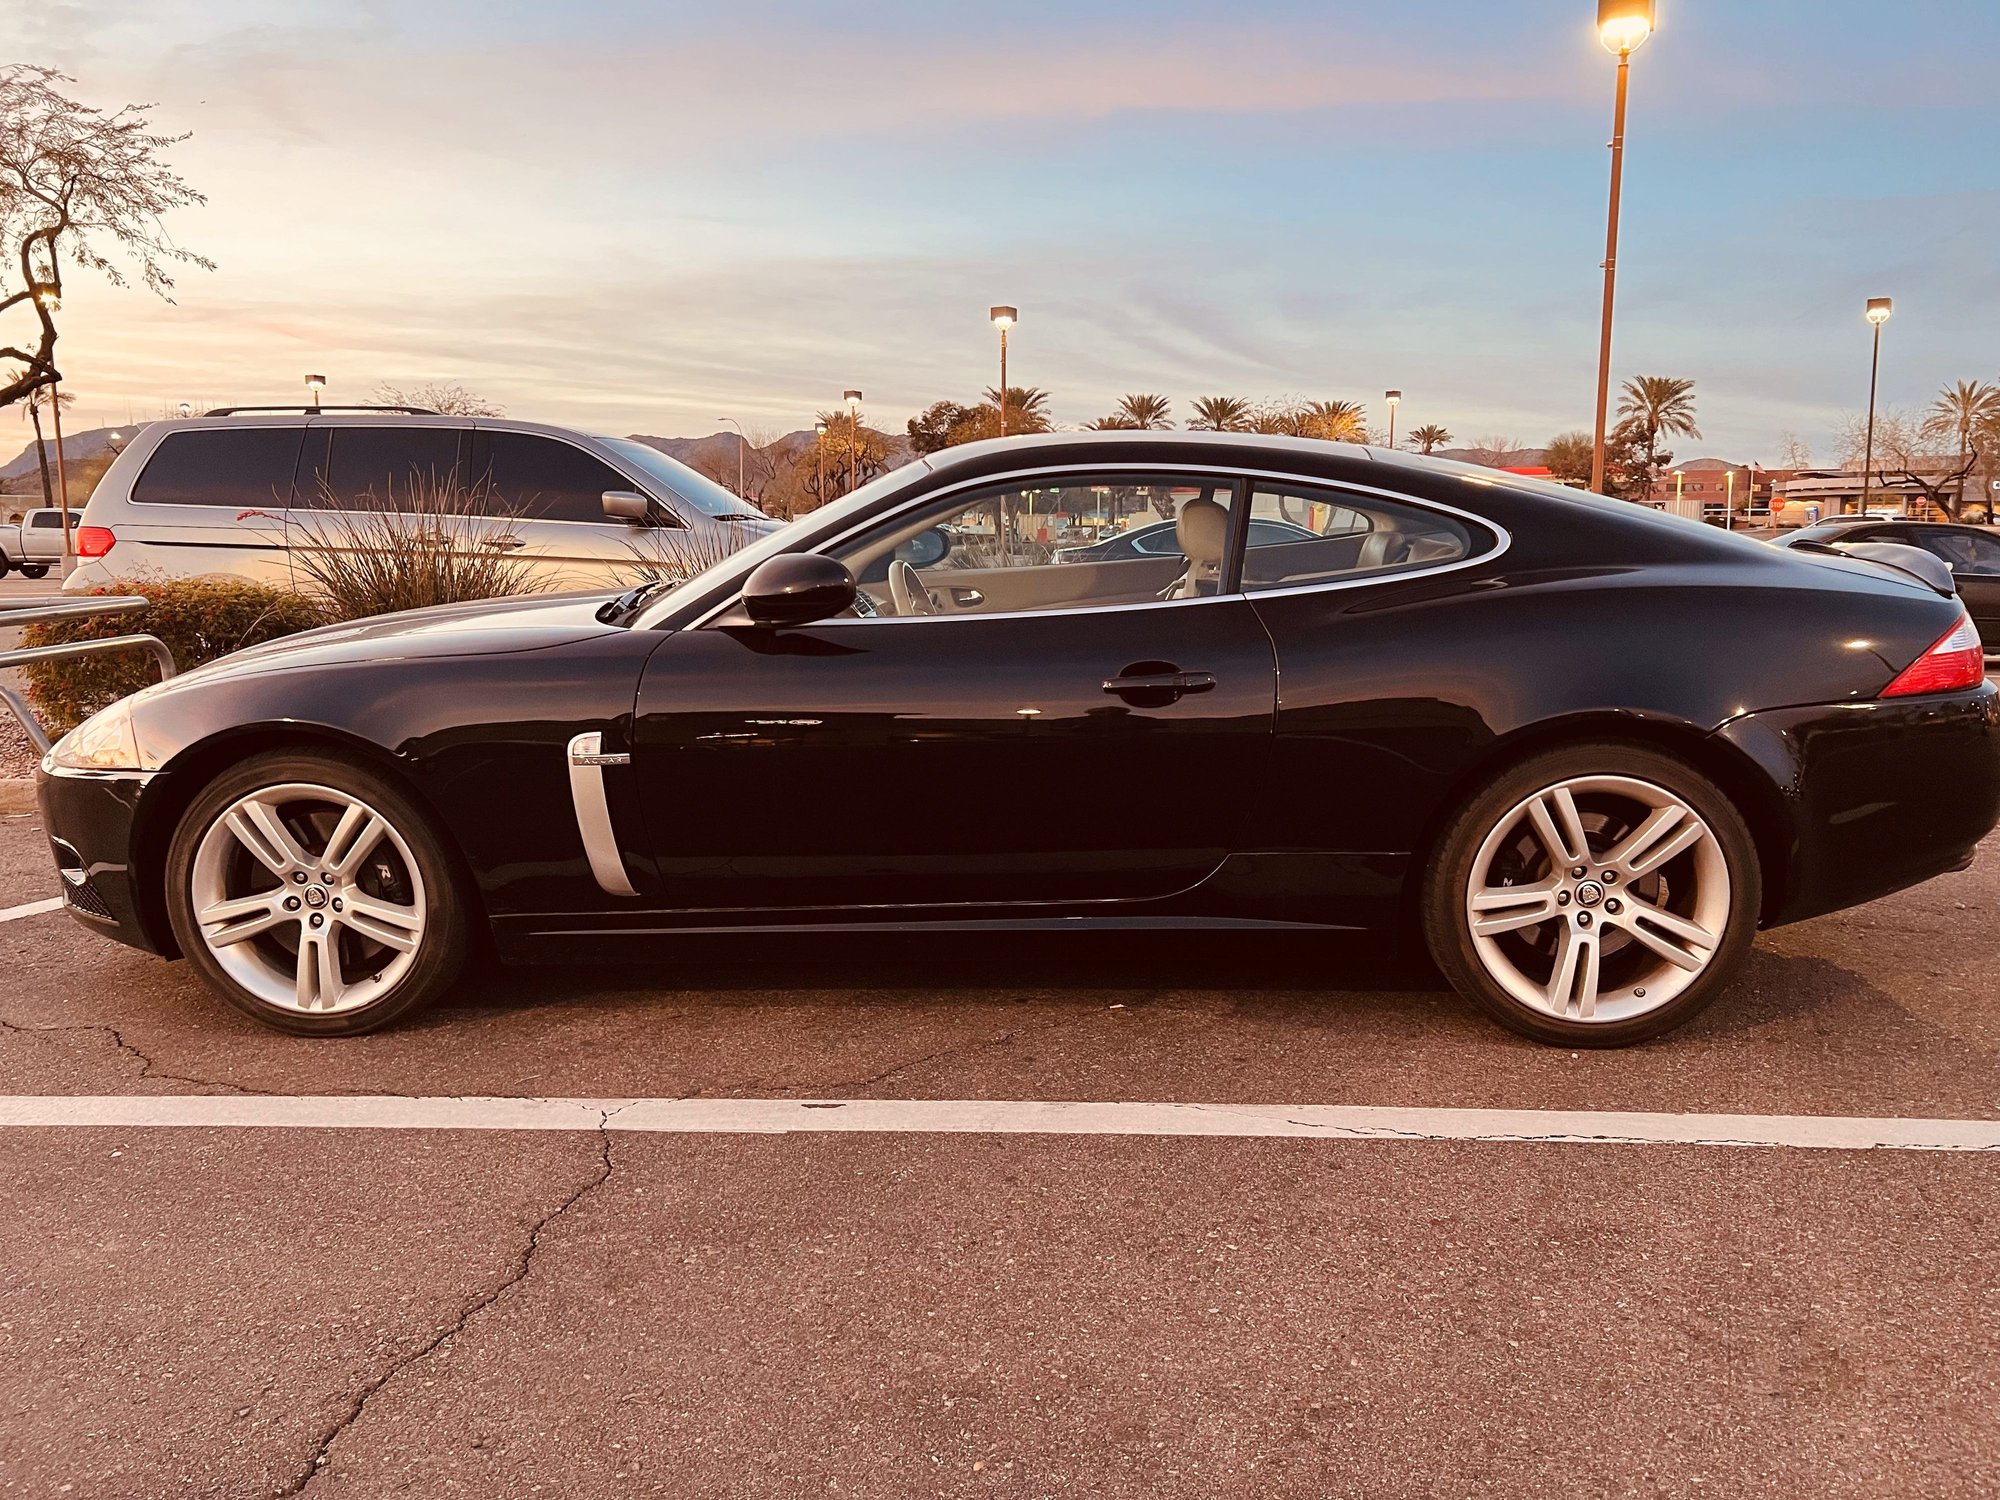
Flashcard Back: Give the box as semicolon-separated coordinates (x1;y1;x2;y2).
685;462;1511;630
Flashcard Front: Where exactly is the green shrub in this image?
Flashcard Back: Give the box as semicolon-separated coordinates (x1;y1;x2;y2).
22;577;329;734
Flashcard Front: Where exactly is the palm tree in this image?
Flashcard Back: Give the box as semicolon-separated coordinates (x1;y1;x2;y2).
19;386;74;511
1405;423;1452;456
1187;396;1252;432
1613;376;1701;500
1924;379;2000;464
1295;399;1368;443
981;385;1053;434
1114;393;1174;430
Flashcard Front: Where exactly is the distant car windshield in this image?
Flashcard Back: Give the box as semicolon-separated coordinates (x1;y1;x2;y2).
600;437;768;519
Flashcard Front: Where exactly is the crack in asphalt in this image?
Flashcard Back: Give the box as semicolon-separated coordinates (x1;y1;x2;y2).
0;1012;280;1096
282;1104;625;1496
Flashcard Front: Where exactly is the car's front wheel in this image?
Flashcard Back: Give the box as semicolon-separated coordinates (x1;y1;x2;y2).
164;750;473;1035
1423;743;1761;1047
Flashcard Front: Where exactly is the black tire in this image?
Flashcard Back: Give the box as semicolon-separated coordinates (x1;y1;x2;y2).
0;556;11;578
164;749;474;1036
1422;741;1761;1047
20;564;49;579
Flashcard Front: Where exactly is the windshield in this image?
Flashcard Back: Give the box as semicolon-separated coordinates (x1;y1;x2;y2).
600;437;769;519
630;455;934;628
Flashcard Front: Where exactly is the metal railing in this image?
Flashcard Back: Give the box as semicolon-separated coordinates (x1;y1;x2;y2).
0;596;178;757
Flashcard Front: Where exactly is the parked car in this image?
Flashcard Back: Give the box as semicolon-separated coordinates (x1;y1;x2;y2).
1777;519;2000;654
60;407;781;594
1054;515;1318;563
0;507;80;578
29;432;2000;1047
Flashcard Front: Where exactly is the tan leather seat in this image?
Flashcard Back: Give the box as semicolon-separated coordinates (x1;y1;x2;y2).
1163;497;1229;600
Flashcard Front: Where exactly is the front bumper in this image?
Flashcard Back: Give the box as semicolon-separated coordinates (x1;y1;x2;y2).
1718;684;2000;927
34;766;173;955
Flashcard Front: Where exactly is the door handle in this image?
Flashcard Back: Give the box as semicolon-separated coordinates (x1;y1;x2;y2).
949;588;984;605
1103;670;1216;700
482;535;525;551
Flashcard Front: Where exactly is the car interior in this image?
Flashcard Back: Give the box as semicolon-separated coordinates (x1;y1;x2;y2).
831;476;1480;618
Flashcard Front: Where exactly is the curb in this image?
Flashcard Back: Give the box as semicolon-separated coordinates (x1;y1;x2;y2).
0;779;36;816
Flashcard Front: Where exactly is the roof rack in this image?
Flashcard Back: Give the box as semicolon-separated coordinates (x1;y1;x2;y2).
200;404;440;417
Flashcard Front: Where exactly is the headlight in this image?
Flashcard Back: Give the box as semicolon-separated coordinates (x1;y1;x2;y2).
46;701;144;773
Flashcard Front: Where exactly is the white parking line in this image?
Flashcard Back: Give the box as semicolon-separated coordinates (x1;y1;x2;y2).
1;1095;1996;1150
0;896;61;924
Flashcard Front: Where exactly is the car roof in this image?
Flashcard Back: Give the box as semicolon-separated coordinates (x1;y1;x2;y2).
154;412;628;445
924;430;1377;474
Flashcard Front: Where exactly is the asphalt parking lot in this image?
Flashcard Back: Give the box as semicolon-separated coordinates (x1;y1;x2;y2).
3;802;1999;1497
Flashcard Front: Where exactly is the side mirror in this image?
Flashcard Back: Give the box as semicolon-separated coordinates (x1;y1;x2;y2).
741;553;857;627
602;490;650;524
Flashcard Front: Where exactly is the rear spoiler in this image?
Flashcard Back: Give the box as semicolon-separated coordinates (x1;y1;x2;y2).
1790;539;1956;598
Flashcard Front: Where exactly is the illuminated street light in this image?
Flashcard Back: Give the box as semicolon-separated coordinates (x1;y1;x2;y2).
1597;0;1655;55
990;306;1018;436
177;401;193;418
815;420;827;502
843;390;863;495
1589;0;1657;495
1384;390;1402;450
305;373;326;409
1862;297;1893;506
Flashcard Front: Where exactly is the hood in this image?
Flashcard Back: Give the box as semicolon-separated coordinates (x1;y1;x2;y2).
169;591;626;687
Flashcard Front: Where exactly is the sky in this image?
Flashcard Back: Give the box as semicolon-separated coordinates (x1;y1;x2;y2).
8;0;1998;462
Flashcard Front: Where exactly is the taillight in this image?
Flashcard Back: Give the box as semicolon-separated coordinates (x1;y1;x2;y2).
75;526;115;559
1881;615;1985;697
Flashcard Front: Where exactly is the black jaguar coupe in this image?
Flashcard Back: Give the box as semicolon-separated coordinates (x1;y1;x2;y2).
34;432;2000;1045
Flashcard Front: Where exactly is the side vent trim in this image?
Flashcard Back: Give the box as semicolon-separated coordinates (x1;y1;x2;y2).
566;732;638;898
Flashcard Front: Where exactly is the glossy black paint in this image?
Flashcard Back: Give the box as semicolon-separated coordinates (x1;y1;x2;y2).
35;434;2000;967
1780;520;2000;651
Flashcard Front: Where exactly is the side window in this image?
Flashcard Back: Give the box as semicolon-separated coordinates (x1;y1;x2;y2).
29;512;78;529
471;432;633;524
129;428;305;509
314;428;465;510
1242;484;1483;593
831;476;1238;618
1918;529;2000;576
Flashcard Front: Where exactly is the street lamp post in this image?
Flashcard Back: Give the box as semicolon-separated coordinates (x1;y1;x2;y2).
717;416;747;496
1862;297;1893;508
990;306;1017;436
843;390;863;495
1589;0;1655;496
305;373;326;410
1725;468;1736;530
1672;468;1684;512
814;421;827;507
1384;390;1401;450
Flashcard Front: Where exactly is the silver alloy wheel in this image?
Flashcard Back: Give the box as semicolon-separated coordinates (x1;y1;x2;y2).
1464;774;1730;1024
189;782;427;1015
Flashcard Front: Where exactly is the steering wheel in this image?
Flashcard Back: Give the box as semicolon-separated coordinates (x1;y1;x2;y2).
888;559;939;617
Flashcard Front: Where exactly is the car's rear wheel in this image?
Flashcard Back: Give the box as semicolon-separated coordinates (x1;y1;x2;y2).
20;564;48;579
164;750;472;1035
1423;743;1760;1047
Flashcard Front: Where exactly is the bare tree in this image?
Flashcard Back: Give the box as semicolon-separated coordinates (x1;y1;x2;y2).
369;381;504;416
0;66;212;410
1465;435;1529;467
1776;430;1812;470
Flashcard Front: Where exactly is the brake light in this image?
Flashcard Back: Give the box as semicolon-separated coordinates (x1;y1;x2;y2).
1881;615;1985;697
76;526;115;559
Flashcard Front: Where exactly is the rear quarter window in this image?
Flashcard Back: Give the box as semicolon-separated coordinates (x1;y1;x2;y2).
131;429;306;509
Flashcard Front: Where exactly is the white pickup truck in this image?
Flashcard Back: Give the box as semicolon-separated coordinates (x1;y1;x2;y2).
0;508;78;579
